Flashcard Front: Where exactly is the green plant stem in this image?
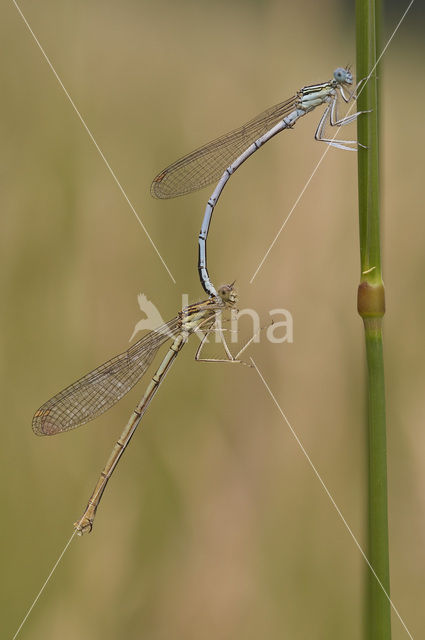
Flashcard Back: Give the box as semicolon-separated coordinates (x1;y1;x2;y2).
356;1;391;639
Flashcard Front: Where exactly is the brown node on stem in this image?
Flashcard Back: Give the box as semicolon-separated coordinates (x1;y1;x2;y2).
357;281;385;318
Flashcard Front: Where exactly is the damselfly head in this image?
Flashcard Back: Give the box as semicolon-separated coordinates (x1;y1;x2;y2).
333;67;353;85
218;282;237;305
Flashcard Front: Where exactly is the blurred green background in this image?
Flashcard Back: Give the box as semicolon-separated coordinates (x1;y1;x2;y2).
2;1;424;638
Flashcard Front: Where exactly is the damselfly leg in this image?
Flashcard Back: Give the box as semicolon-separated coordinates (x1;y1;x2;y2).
315;93;368;151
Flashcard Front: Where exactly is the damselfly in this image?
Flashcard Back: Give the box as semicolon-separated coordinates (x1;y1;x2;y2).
152;67;367;296
33;284;249;534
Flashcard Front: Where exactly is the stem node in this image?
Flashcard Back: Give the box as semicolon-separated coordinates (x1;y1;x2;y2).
357;281;385;318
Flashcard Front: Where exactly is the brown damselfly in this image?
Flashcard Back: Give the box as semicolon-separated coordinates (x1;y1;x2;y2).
33;284;253;535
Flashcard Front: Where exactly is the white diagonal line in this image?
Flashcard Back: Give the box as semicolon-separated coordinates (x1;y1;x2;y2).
249;151;330;284
12;0;176;284
250;0;415;284
11;529;78;640
250;357;414;639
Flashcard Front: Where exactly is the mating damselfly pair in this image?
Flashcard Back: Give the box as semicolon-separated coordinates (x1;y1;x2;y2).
33;66;366;534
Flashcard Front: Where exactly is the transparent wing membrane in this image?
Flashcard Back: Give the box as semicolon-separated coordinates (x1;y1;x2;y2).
32;317;182;435
151;96;297;198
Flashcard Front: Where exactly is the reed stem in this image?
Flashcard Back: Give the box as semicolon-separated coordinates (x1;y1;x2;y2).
356;1;391;638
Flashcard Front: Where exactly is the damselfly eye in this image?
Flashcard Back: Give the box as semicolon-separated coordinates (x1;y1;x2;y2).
333;67;346;82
